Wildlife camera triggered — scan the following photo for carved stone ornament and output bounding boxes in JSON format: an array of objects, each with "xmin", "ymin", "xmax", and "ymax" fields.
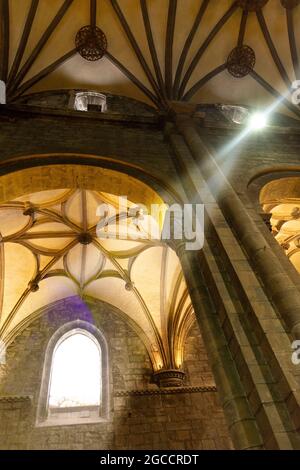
[
  {"xmin": 237, "ymin": 0, "xmax": 269, "ymax": 11},
  {"xmin": 227, "ymin": 45, "xmax": 256, "ymax": 78},
  {"xmin": 75, "ymin": 25, "xmax": 107, "ymax": 61},
  {"xmin": 153, "ymin": 369, "xmax": 185, "ymax": 388}
]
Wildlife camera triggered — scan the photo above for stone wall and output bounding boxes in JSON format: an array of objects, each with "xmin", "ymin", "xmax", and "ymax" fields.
[
  {"xmin": 14, "ymin": 90, "xmax": 157, "ymax": 117},
  {"xmin": 0, "ymin": 297, "xmax": 232, "ymax": 450}
]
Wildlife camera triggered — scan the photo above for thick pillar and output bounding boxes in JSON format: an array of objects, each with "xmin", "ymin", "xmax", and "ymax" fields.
[
  {"xmin": 176, "ymin": 115, "xmax": 300, "ymax": 340},
  {"xmin": 165, "ymin": 116, "xmax": 300, "ymax": 449},
  {"xmin": 173, "ymin": 241, "xmax": 263, "ymax": 450}
]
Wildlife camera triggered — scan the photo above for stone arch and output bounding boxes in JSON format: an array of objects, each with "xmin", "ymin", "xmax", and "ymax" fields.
[
  {"xmin": 247, "ymin": 166, "xmax": 300, "ymax": 213},
  {"xmin": 0, "ymin": 154, "xmax": 182, "ymax": 207},
  {"xmin": 0, "ymin": 159, "xmax": 196, "ymax": 386},
  {"xmin": 3, "ymin": 296, "xmax": 156, "ymax": 372},
  {"xmin": 247, "ymin": 169, "xmax": 300, "ymax": 286}
]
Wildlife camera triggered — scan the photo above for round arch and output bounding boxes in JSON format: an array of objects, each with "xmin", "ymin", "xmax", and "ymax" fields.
[
  {"xmin": 247, "ymin": 169, "xmax": 300, "ymax": 287},
  {"xmin": 247, "ymin": 166, "xmax": 300, "ymax": 213},
  {"xmin": 2, "ymin": 295, "xmax": 159, "ymax": 373},
  {"xmin": 0, "ymin": 154, "xmax": 182, "ymax": 207},
  {"xmin": 0, "ymin": 159, "xmax": 191, "ymax": 376}
]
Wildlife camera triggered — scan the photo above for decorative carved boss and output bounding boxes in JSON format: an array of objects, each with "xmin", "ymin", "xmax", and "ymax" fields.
[
  {"xmin": 227, "ymin": 45, "xmax": 256, "ymax": 78},
  {"xmin": 75, "ymin": 25, "xmax": 107, "ymax": 61},
  {"xmin": 237, "ymin": 0, "xmax": 269, "ymax": 10}
]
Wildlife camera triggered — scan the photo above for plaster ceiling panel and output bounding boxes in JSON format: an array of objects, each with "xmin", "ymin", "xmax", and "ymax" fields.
[
  {"xmin": 17, "ymin": 0, "xmax": 64, "ymax": 70},
  {"xmin": 64, "ymin": 243, "xmax": 84, "ymax": 283},
  {"xmin": 102, "ymin": 220, "xmax": 153, "ymax": 241},
  {"xmin": 163, "ymin": 248, "xmax": 183, "ymax": 316},
  {"xmin": 0, "ymin": 185, "xmax": 194, "ymax": 367},
  {"xmin": 48, "ymin": 257, "xmax": 65, "ymax": 271},
  {"xmin": 65, "ymin": 243, "xmax": 105, "ymax": 285},
  {"xmin": 1, "ymin": 243, "xmax": 36, "ymax": 325},
  {"xmin": 131, "ymin": 245, "xmax": 163, "ymax": 328},
  {"xmin": 134, "ymin": 215, "xmax": 161, "ymax": 241},
  {"xmin": 190, "ymin": 69, "xmax": 291, "ymax": 120},
  {"xmin": 27, "ymin": 222, "xmax": 74, "ymax": 234},
  {"xmin": 0, "ymin": 208, "xmax": 29, "ymax": 237},
  {"xmin": 4, "ymin": 0, "xmax": 300, "ymax": 118},
  {"xmin": 270, "ymin": 203, "xmax": 299, "ymax": 218},
  {"xmin": 16, "ymin": 189, "xmax": 70, "ymax": 205},
  {"xmin": 100, "ymin": 0, "xmax": 153, "ymax": 90},
  {"xmin": 27, "ymin": 54, "xmax": 152, "ymax": 106},
  {"xmin": 138, "ymin": 0, "xmax": 169, "ymax": 77},
  {"xmin": 182, "ymin": 0, "xmax": 233, "ymax": 77},
  {"xmin": 39, "ymin": 255, "xmax": 59, "ymax": 271},
  {"xmin": 11, "ymin": 276, "xmax": 78, "ymax": 331},
  {"xmin": 98, "ymin": 237, "xmax": 147, "ymax": 253},
  {"xmin": 85, "ymin": 192, "xmax": 103, "ymax": 228},
  {"xmin": 264, "ymin": 196, "xmax": 300, "ymax": 277},
  {"xmin": 245, "ymin": 15, "xmax": 288, "ymax": 105},
  {"xmin": 178, "ymin": 290, "xmax": 191, "ymax": 318},
  {"xmin": 109, "ymin": 0, "xmax": 154, "ymax": 77},
  {"xmin": 63, "ymin": 190, "xmax": 83, "ymax": 227},
  {"xmin": 97, "ymin": 192, "xmax": 128, "ymax": 210},
  {"xmin": 98, "ymin": 257, "xmax": 120, "ymax": 274},
  {"xmin": 23, "ymin": 0, "xmax": 88, "ymax": 83},
  {"xmin": 173, "ymin": 277, "xmax": 187, "ymax": 314},
  {"xmin": 277, "ymin": 219, "xmax": 300, "ymax": 235},
  {"xmin": 85, "ymin": 276, "xmax": 154, "ymax": 337},
  {"xmin": 24, "ymin": 237, "xmax": 74, "ymax": 252},
  {"xmin": 84, "ymin": 244, "xmax": 106, "ymax": 281},
  {"xmin": 185, "ymin": 10, "xmax": 238, "ymax": 95},
  {"xmin": 263, "ymin": 0, "xmax": 294, "ymax": 79},
  {"xmin": 8, "ymin": 0, "xmax": 32, "ymax": 69},
  {"xmin": 173, "ymin": 0, "xmax": 204, "ymax": 74},
  {"xmin": 113, "ymin": 257, "xmax": 129, "ymax": 271},
  {"xmin": 294, "ymin": 5, "xmax": 300, "ymax": 60}
]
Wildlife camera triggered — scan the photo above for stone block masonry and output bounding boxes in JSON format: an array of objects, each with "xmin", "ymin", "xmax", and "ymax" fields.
[{"xmin": 0, "ymin": 297, "xmax": 232, "ymax": 450}]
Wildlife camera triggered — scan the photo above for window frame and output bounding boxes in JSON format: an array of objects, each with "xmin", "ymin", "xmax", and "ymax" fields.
[
  {"xmin": 36, "ymin": 320, "xmax": 109, "ymax": 427},
  {"xmin": 69, "ymin": 91, "xmax": 107, "ymax": 112}
]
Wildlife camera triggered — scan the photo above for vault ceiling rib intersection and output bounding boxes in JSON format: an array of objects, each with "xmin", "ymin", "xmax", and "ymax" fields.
[{"xmin": 0, "ymin": 188, "xmax": 194, "ymax": 372}]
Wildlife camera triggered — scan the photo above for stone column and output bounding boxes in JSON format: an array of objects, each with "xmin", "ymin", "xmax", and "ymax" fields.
[
  {"xmin": 165, "ymin": 116, "xmax": 300, "ymax": 449},
  {"xmin": 170, "ymin": 240, "xmax": 263, "ymax": 450},
  {"xmin": 176, "ymin": 115, "xmax": 300, "ymax": 340}
]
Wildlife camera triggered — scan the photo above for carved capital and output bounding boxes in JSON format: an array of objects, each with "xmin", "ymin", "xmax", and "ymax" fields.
[{"xmin": 153, "ymin": 369, "xmax": 185, "ymax": 388}]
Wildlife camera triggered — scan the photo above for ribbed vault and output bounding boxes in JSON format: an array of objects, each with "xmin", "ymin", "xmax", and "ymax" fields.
[
  {"xmin": 261, "ymin": 177, "xmax": 300, "ymax": 274},
  {"xmin": 0, "ymin": 187, "xmax": 194, "ymax": 372},
  {"xmin": 0, "ymin": 0, "xmax": 300, "ymax": 117}
]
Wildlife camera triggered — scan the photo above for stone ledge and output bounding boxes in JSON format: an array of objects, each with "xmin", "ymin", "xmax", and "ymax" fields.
[
  {"xmin": 0, "ymin": 395, "xmax": 32, "ymax": 403},
  {"xmin": 115, "ymin": 386, "xmax": 217, "ymax": 397},
  {"xmin": 0, "ymin": 104, "xmax": 162, "ymax": 127}
]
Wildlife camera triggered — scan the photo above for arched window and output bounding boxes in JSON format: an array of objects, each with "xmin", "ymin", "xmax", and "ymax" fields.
[
  {"xmin": 49, "ymin": 332, "xmax": 101, "ymax": 408},
  {"xmin": 37, "ymin": 321, "xmax": 109, "ymax": 426}
]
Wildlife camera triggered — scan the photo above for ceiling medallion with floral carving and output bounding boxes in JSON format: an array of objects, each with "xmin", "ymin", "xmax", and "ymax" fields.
[
  {"xmin": 227, "ymin": 45, "xmax": 256, "ymax": 78},
  {"xmin": 75, "ymin": 25, "xmax": 107, "ymax": 61},
  {"xmin": 237, "ymin": 0, "xmax": 269, "ymax": 11}
]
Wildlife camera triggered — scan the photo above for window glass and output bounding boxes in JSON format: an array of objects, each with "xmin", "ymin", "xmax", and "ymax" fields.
[{"xmin": 49, "ymin": 332, "xmax": 101, "ymax": 408}]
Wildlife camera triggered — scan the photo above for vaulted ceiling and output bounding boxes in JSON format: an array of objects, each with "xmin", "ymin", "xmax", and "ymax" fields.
[
  {"xmin": 262, "ymin": 177, "xmax": 300, "ymax": 274},
  {"xmin": 1, "ymin": 0, "xmax": 300, "ymax": 117},
  {"xmin": 0, "ymin": 188, "xmax": 193, "ymax": 371}
]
